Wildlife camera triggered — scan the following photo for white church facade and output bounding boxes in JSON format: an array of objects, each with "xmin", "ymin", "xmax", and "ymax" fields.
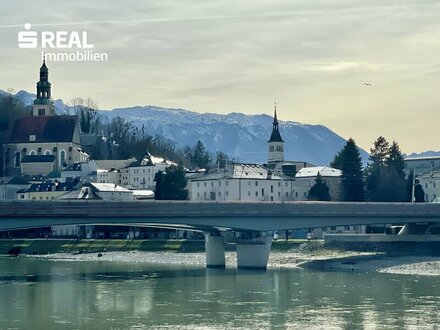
[{"xmin": 4, "ymin": 60, "xmax": 89, "ymax": 177}]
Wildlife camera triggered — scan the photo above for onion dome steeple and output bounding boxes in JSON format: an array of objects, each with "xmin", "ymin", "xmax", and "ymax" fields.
[
  {"xmin": 34, "ymin": 55, "xmax": 52, "ymax": 105},
  {"xmin": 32, "ymin": 55, "xmax": 55, "ymax": 116}
]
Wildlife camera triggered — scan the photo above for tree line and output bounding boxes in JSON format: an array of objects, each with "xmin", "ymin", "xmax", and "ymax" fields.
[
  {"xmin": 0, "ymin": 93, "xmax": 426, "ymax": 202},
  {"xmin": 0, "ymin": 93, "xmax": 31, "ymax": 176},
  {"xmin": 0, "ymin": 93, "xmax": 223, "ymax": 178},
  {"xmin": 308, "ymin": 136, "xmax": 425, "ymax": 202}
]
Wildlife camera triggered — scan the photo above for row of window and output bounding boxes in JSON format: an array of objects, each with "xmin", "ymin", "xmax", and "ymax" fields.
[
  {"xmin": 424, "ymin": 182, "xmax": 437, "ymax": 188},
  {"xmin": 195, "ymin": 190, "xmax": 307, "ymax": 199},
  {"xmin": 23, "ymin": 196, "xmax": 57, "ymax": 200},
  {"xmin": 132, "ymin": 177, "xmax": 151, "ymax": 182},
  {"xmin": 321, "ymin": 226, "xmax": 360, "ymax": 232},
  {"xmin": 196, "ymin": 180, "xmax": 290, "ymax": 188},
  {"xmin": 269, "ymin": 145, "xmax": 284, "ymax": 152},
  {"xmin": 14, "ymin": 150, "xmax": 66, "ymax": 167},
  {"xmin": 38, "ymin": 91, "xmax": 49, "ymax": 98},
  {"xmin": 132, "ymin": 168, "xmax": 152, "ymax": 174}
]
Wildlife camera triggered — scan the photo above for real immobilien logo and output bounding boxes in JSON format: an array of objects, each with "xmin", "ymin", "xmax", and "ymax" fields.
[{"xmin": 18, "ymin": 23, "xmax": 108, "ymax": 62}]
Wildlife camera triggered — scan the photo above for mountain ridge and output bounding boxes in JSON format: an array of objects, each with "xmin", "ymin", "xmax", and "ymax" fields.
[{"xmin": 4, "ymin": 89, "xmax": 369, "ymax": 165}]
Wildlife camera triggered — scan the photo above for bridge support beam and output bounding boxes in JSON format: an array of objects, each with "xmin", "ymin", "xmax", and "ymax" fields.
[
  {"xmin": 236, "ymin": 231, "xmax": 273, "ymax": 269},
  {"xmin": 205, "ymin": 233, "xmax": 225, "ymax": 268}
]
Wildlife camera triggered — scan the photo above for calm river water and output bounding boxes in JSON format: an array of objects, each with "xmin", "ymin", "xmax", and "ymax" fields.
[{"xmin": 1, "ymin": 256, "xmax": 440, "ymax": 329}]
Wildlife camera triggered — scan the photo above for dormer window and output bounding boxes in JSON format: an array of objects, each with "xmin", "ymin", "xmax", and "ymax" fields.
[{"xmin": 29, "ymin": 135, "xmax": 36, "ymax": 141}]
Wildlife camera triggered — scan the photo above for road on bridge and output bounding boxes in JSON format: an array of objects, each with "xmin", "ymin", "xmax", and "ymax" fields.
[{"xmin": 0, "ymin": 200, "xmax": 440, "ymax": 232}]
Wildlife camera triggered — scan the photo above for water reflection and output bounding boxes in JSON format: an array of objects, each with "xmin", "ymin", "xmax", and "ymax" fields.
[{"xmin": 1, "ymin": 257, "xmax": 440, "ymax": 329}]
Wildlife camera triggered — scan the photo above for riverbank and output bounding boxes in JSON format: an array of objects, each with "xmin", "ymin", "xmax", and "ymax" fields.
[
  {"xmin": 0, "ymin": 238, "xmax": 312, "ymax": 255},
  {"xmin": 3, "ymin": 239, "xmax": 440, "ymax": 276},
  {"xmin": 303, "ymin": 254, "xmax": 440, "ymax": 276},
  {"xmin": 28, "ymin": 250, "xmax": 440, "ymax": 276},
  {"xmin": 0, "ymin": 238, "xmax": 209, "ymax": 255}
]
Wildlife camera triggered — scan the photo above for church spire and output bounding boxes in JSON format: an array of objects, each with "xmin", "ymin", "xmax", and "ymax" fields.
[
  {"xmin": 273, "ymin": 102, "xmax": 278, "ymax": 125},
  {"xmin": 35, "ymin": 57, "xmax": 51, "ymax": 102},
  {"xmin": 32, "ymin": 57, "xmax": 55, "ymax": 116},
  {"xmin": 268, "ymin": 102, "xmax": 284, "ymax": 143}
]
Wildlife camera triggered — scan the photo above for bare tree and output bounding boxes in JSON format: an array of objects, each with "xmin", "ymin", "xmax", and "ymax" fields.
[{"xmin": 71, "ymin": 97, "xmax": 99, "ymax": 134}]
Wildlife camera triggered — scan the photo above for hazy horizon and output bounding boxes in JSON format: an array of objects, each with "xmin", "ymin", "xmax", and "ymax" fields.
[{"xmin": 1, "ymin": 0, "xmax": 440, "ymax": 154}]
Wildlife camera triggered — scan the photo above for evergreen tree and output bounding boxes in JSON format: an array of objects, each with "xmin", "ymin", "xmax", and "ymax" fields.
[
  {"xmin": 366, "ymin": 136, "xmax": 390, "ymax": 201},
  {"xmin": 330, "ymin": 149, "xmax": 344, "ymax": 170},
  {"xmin": 414, "ymin": 183, "xmax": 425, "ymax": 203},
  {"xmin": 387, "ymin": 141, "xmax": 405, "ymax": 177},
  {"xmin": 373, "ymin": 166, "xmax": 406, "ymax": 202},
  {"xmin": 154, "ymin": 170, "xmax": 164, "ymax": 200},
  {"xmin": 334, "ymin": 138, "xmax": 365, "ymax": 201},
  {"xmin": 190, "ymin": 140, "xmax": 211, "ymax": 169},
  {"xmin": 387, "ymin": 141, "xmax": 407, "ymax": 201},
  {"xmin": 406, "ymin": 171, "xmax": 426, "ymax": 203},
  {"xmin": 0, "ymin": 93, "xmax": 31, "ymax": 176},
  {"xmin": 161, "ymin": 164, "xmax": 189, "ymax": 200},
  {"xmin": 369, "ymin": 136, "xmax": 390, "ymax": 167},
  {"xmin": 406, "ymin": 170, "xmax": 415, "ymax": 202},
  {"xmin": 307, "ymin": 173, "xmax": 331, "ymax": 201},
  {"xmin": 366, "ymin": 138, "xmax": 407, "ymax": 202}
]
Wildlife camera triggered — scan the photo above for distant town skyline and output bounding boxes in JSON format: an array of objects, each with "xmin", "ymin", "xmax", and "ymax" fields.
[{"xmin": 1, "ymin": 0, "xmax": 440, "ymax": 154}]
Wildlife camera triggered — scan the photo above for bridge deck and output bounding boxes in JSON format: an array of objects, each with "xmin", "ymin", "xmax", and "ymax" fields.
[{"xmin": 0, "ymin": 201, "xmax": 439, "ymax": 232}]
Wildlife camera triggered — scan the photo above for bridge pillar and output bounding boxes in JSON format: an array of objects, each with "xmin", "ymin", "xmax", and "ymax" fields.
[
  {"xmin": 236, "ymin": 231, "xmax": 273, "ymax": 269},
  {"xmin": 205, "ymin": 233, "xmax": 225, "ymax": 268}
]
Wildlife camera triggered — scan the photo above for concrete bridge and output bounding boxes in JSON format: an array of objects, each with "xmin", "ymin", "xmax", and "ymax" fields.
[{"xmin": 1, "ymin": 200, "xmax": 440, "ymax": 269}]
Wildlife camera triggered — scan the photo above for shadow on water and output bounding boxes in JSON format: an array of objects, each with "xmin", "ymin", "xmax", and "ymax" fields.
[{"xmin": 0, "ymin": 257, "xmax": 287, "ymax": 284}]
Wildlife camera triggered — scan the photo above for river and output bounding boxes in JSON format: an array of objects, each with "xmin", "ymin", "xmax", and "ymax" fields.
[{"xmin": 1, "ymin": 256, "xmax": 440, "ymax": 329}]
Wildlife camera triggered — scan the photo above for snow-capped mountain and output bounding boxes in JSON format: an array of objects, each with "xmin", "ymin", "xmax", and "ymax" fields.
[
  {"xmin": 3, "ymin": 90, "xmax": 369, "ymax": 165},
  {"xmin": 405, "ymin": 151, "xmax": 440, "ymax": 158},
  {"xmin": 105, "ymin": 106, "xmax": 363, "ymax": 165}
]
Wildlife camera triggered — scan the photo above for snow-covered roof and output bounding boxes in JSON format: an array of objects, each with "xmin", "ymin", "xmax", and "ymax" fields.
[
  {"xmin": 132, "ymin": 190, "xmax": 155, "ymax": 197},
  {"xmin": 97, "ymin": 169, "xmax": 119, "ymax": 173},
  {"xmin": 190, "ymin": 163, "xmax": 282, "ymax": 181},
  {"xmin": 404, "ymin": 156, "xmax": 440, "ymax": 161},
  {"xmin": 141, "ymin": 152, "xmax": 176, "ymax": 166},
  {"xmin": 231, "ymin": 163, "xmax": 277, "ymax": 179},
  {"xmin": 76, "ymin": 148, "xmax": 90, "ymax": 157},
  {"xmin": 89, "ymin": 183, "xmax": 132, "ymax": 192},
  {"xmin": 295, "ymin": 166, "xmax": 342, "ymax": 178},
  {"xmin": 95, "ymin": 158, "xmax": 136, "ymax": 170}
]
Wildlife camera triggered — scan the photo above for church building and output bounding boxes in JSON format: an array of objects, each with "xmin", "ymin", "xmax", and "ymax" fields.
[
  {"xmin": 4, "ymin": 60, "xmax": 88, "ymax": 176},
  {"xmin": 266, "ymin": 104, "xmax": 313, "ymax": 176},
  {"xmin": 267, "ymin": 104, "xmax": 285, "ymax": 164}
]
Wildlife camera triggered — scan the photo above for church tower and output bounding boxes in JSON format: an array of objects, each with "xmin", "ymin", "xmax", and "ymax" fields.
[
  {"xmin": 32, "ymin": 57, "xmax": 55, "ymax": 116},
  {"xmin": 267, "ymin": 103, "xmax": 285, "ymax": 164}
]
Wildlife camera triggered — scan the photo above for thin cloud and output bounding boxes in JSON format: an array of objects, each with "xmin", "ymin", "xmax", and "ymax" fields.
[{"xmin": 1, "ymin": 2, "xmax": 439, "ymax": 28}]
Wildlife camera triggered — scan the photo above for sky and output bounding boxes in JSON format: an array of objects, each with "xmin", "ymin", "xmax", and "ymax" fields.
[{"xmin": 1, "ymin": 0, "xmax": 440, "ymax": 154}]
